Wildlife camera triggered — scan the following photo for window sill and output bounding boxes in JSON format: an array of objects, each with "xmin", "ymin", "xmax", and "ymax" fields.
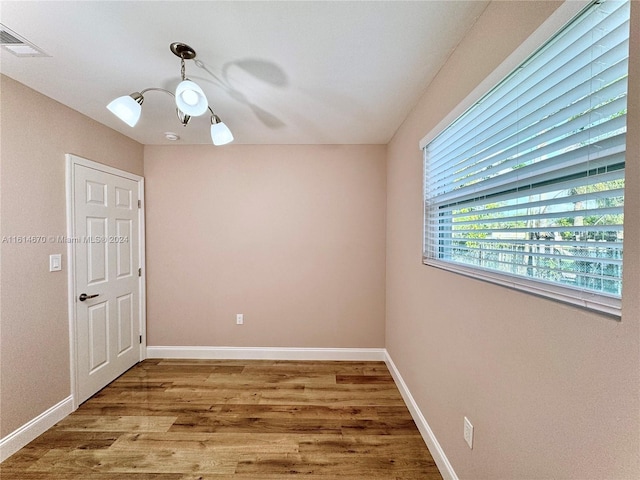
[{"xmin": 423, "ymin": 258, "xmax": 622, "ymax": 319}]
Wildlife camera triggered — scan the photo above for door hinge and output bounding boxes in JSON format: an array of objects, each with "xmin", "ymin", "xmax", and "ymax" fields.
[
  {"xmin": 139, "ymin": 335, "xmax": 142, "ymax": 344},
  {"xmin": 138, "ymin": 200, "xmax": 141, "ymax": 208},
  {"xmin": 138, "ymin": 267, "xmax": 142, "ymax": 277}
]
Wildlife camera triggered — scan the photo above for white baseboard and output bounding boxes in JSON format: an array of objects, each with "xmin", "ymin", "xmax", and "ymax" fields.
[
  {"xmin": 0, "ymin": 395, "xmax": 74, "ymax": 463},
  {"xmin": 384, "ymin": 351, "xmax": 458, "ymax": 480},
  {"xmin": 147, "ymin": 346, "xmax": 386, "ymax": 361}
]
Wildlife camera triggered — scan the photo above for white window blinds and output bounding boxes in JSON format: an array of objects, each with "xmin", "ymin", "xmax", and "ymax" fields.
[{"xmin": 423, "ymin": 0, "xmax": 629, "ymax": 315}]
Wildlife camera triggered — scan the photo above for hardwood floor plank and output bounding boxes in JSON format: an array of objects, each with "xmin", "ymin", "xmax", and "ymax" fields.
[
  {"xmin": 234, "ymin": 452, "xmax": 439, "ymax": 476},
  {"xmin": 0, "ymin": 473, "xmax": 182, "ymax": 480},
  {"xmin": 76, "ymin": 403, "xmax": 222, "ymax": 417},
  {"xmin": 109, "ymin": 432, "xmax": 300, "ymax": 454},
  {"xmin": 26, "ymin": 449, "xmax": 238, "ymax": 474},
  {"xmin": 55, "ymin": 415, "xmax": 177, "ymax": 432},
  {"xmin": 176, "ymin": 476, "xmax": 435, "ymax": 480},
  {"xmin": 12, "ymin": 431, "xmax": 120, "ymax": 450},
  {"xmin": 89, "ymin": 389, "xmax": 264, "ymax": 405},
  {"xmin": 336, "ymin": 374, "xmax": 395, "ymax": 384},
  {"xmin": 241, "ymin": 362, "xmax": 389, "ymax": 376},
  {"xmin": 0, "ymin": 359, "xmax": 442, "ymax": 479},
  {"xmin": 258, "ymin": 387, "xmax": 405, "ymax": 406},
  {"xmin": 205, "ymin": 373, "xmax": 337, "ymax": 385},
  {"xmin": 213, "ymin": 404, "xmax": 381, "ymax": 420},
  {"xmin": 170, "ymin": 415, "xmax": 344, "ymax": 434},
  {"xmin": 298, "ymin": 434, "xmax": 431, "ymax": 456},
  {"xmin": 340, "ymin": 418, "xmax": 423, "ymax": 435}
]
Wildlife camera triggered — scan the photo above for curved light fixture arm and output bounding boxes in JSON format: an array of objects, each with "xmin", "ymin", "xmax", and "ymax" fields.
[
  {"xmin": 137, "ymin": 87, "xmax": 191, "ymax": 126},
  {"xmin": 136, "ymin": 88, "xmax": 224, "ymax": 126},
  {"xmin": 140, "ymin": 87, "xmax": 174, "ymax": 97}
]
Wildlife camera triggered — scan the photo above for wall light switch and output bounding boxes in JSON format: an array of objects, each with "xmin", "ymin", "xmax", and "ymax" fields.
[
  {"xmin": 236, "ymin": 314, "xmax": 244, "ymax": 325},
  {"xmin": 49, "ymin": 254, "xmax": 62, "ymax": 272}
]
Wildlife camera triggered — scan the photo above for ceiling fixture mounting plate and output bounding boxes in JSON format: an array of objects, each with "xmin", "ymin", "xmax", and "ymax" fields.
[{"xmin": 170, "ymin": 42, "xmax": 196, "ymax": 60}]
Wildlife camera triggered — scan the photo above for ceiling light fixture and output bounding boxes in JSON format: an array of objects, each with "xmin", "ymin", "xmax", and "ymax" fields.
[{"xmin": 107, "ymin": 42, "xmax": 233, "ymax": 145}]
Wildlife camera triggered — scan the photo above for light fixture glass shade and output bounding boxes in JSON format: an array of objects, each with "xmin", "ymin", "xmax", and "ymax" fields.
[
  {"xmin": 210, "ymin": 121, "xmax": 234, "ymax": 145},
  {"xmin": 107, "ymin": 94, "xmax": 142, "ymax": 127},
  {"xmin": 175, "ymin": 80, "xmax": 208, "ymax": 116}
]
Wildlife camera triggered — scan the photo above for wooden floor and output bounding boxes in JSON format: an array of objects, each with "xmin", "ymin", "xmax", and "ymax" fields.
[{"xmin": 1, "ymin": 359, "xmax": 442, "ymax": 479}]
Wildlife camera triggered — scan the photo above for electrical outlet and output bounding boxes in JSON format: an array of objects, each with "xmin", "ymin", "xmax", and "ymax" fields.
[
  {"xmin": 236, "ymin": 313, "xmax": 244, "ymax": 325},
  {"xmin": 463, "ymin": 417, "xmax": 474, "ymax": 449}
]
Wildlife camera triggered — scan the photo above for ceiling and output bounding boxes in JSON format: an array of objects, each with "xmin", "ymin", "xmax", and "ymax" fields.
[{"xmin": 0, "ymin": 1, "xmax": 489, "ymax": 145}]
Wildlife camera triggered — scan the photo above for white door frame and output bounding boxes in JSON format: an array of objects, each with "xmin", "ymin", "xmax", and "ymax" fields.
[{"xmin": 65, "ymin": 154, "xmax": 146, "ymax": 410}]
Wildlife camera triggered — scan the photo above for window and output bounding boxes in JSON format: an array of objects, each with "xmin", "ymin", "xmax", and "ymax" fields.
[{"xmin": 423, "ymin": 0, "xmax": 629, "ymax": 315}]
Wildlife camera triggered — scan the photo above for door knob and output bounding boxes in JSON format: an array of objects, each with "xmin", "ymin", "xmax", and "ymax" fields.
[{"xmin": 79, "ymin": 293, "xmax": 99, "ymax": 302}]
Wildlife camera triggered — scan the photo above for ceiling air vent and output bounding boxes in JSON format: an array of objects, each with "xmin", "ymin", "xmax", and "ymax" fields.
[{"xmin": 0, "ymin": 24, "xmax": 49, "ymax": 57}]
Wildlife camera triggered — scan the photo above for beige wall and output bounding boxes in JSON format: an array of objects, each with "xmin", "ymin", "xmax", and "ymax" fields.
[
  {"xmin": 0, "ymin": 75, "xmax": 144, "ymax": 437},
  {"xmin": 144, "ymin": 144, "xmax": 386, "ymax": 348},
  {"xmin": 2, "ymin": 1, "xmax": 639, "ymax": 477},
  {"xmin": 385, "ymin": 1, "xmax": 640, "ymax": 479}
]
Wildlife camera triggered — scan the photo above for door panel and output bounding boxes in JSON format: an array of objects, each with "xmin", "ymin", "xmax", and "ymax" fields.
[
  {"xmin": 88, "ymin": 302, "xmax": 108, "ymax": 372},
  {"xmin": 86, "ymin": 180, "xmax": 107, "ymax": 206},
  {"xmin": 115, "ymin": 186, "xmax": 131, "ymax": 208},
  {"xmin": 117, "ymin": 293, "xmax": 133, "ymax": 355},
  {"xmin": 116, "ymin": 219, "xmax": 132, "ymax": 278},
  {"xmin": 74, "ymin": 164, "xmax": 140, "ymax": 403},
  {"xmin": 87, "ymin": 217, "xmax": 108, "ymax": 284}
]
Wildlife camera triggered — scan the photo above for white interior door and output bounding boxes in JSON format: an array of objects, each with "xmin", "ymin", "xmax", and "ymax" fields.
[{"xmin": 70, "ymin": 158, "xmax": 144, "ymax": 404}]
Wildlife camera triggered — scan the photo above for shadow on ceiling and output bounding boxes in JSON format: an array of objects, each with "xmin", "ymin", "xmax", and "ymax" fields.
[{"xmin": 193, "ymin": 57, "xmax": 287, "ymax": 130}]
